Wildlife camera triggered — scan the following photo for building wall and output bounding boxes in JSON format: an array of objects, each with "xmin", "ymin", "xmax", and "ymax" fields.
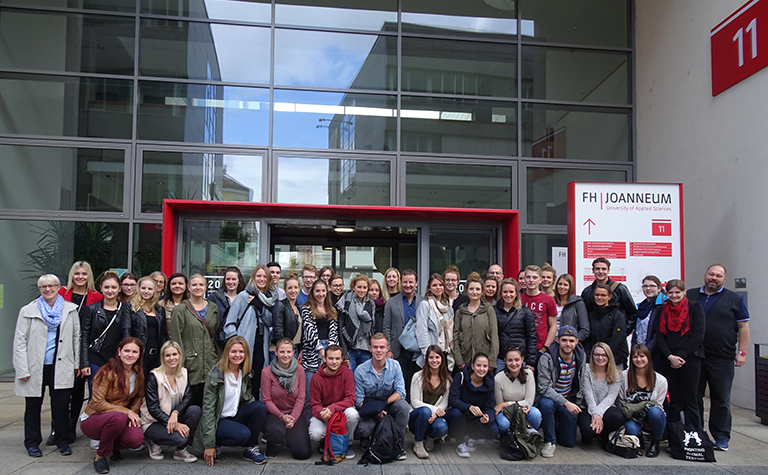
[{"xmin": 635, "ymin": 0, "xmax": 767, "ymax": 409}]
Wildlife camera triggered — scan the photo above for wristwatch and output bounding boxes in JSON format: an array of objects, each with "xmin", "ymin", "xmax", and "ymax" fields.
[{"xmin": 739, "ymin": 351, "xmax": 747, "ymax": 357}]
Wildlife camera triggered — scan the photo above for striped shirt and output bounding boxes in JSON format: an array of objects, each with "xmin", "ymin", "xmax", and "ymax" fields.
[{"xmin": 554, "ymin": 356, "xmax": 576, "ymax": 396}]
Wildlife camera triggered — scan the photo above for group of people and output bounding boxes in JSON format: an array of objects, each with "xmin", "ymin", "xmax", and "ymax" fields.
[{"xmin": 13, "ymin": 258, "xmax": 749, "ymax": 471}]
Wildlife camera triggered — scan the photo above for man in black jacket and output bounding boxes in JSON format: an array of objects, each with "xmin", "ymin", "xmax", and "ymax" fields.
[{"xmin": 688, "ymin": 264, "xmax": 750, "ymax": 451}]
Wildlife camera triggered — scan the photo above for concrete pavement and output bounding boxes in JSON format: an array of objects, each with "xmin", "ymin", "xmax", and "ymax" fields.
[{"xmin": 1, "ymin": 382, "xmax": 767, "ymax": 475}]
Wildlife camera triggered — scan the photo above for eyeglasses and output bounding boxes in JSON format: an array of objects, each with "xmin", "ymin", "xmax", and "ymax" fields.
[
  {"xmin": 38, "ymin": 285, "xmax": 57, "ymax": 290},
  {"xmin": 592, "ymin": 353, "xmax": 608, "ymax": 359},
  {"xmin": 122, "ymin": 283, "xmax": 136, "ymax": 288},
  {"xmin": 641, "ymin": 285, "xmax": 658, "ymax": 289}
]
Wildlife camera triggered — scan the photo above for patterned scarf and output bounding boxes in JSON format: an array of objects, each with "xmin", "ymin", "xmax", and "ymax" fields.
[
  {"xmin": 37, "ymin": 294, "xmax": 64, "ymax": 329},
  {"xmin": 659, "ymin": 297, "xmax": 690, "ymax": 336}
]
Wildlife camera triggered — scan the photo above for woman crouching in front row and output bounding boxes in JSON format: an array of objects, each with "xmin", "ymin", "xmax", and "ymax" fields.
[
  {"xmin": 140, "ymin": 341, "xmax": 200, "ymax": 463},
  {"xmin": 192, "ymin": 336, "xmax": 267, "ymax": 466}
]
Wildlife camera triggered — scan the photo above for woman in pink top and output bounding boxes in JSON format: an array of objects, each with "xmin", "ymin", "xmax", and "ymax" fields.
[{"xmin": 261, "ymin": 338, "xmax": 310, "ymax": 459}]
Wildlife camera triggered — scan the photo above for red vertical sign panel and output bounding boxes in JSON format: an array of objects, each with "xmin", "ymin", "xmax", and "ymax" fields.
[{"xmin": 711, "ymin": 0, "xmax": 768, "ymax": 96}]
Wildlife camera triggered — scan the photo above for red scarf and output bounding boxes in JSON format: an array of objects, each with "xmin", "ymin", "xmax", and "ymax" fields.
[{"xmin": 659, "ymin": 297, "xmax": 690, "ymax": 336}]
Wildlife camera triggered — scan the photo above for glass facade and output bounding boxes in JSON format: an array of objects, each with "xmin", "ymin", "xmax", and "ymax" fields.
[{"xmin": 0, "ymin": 0, "xmax": 633, "ymax": 375}]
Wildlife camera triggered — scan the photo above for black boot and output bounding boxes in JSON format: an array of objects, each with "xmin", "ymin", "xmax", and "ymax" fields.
[
  {"xmin": 45, "ymin": 428, "xmax": 55, "ymax": 446},
  {"xmin": 646, "ymin": 439, "xmax": 661, "ymax": 458}
]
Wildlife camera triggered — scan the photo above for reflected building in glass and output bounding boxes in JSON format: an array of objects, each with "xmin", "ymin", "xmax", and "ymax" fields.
[{"xmin": 0, "ymin": 0, "xmax": 633, "ymax": 376}]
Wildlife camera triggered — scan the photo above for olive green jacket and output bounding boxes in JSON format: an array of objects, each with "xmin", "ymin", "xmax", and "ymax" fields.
[
  {"xmin": 453, "ymin": 300, "xmax": 499, "ymax": 369},
  {"xmin": 170, "ymin": 300, "xmax": 220, "ymax": 386},
  {"xmin": 192, "ymin": 365, "xmax": 255, "ymax": 452}
]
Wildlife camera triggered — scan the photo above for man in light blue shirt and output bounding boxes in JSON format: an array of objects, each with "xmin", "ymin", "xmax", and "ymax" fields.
[{"xmin": 353, "ymin": 333, "xmax": 408, "ymax": 460}]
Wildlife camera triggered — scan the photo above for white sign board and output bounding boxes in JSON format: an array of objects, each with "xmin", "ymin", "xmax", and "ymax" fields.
[{"xmin": 567, "ymin": 182, "xmax": 684, "ymax": 303}]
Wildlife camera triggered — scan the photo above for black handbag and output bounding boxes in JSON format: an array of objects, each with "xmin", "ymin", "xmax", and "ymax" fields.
[{"xmin": 667, "ymin": 420, "xmax": 716, "ymax": 462}]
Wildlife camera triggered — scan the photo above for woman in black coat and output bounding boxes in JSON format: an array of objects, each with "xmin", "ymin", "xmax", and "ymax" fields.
[
  {"xmin": 271, "ymin": 275, "xmax": 302, "ymax": 354},
  {"xmin": 494, "ymin": 278, "xmax": 537, "ymax": 372},
  {"xmin": 656, "ymin": 279, "xmax": 705, "ymax": 429},
  {"xmin": 584, "ymin": 282, "xmax": 628, "ymax": 368}
]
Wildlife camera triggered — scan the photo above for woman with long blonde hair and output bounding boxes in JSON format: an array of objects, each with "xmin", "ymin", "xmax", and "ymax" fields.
[
  {"xmin": 123, "ymin": 276, "xmax": 167, "ymax": 376},
  {"xmin": 577, "ymin": 342, "xmax": 624, "ymax": 445},
  {"xmin": 192, "ymin": 336, "xmax": 267, "ymax": 466},
  {"xmin": 140, "ymin": 341, "xmax": 199, "ymax": 463}
]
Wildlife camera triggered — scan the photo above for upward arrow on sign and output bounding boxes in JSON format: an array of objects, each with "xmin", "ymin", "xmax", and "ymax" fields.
[{"xmin": 583, "ymin": 218, "xmax": 595, "ymax": 235}]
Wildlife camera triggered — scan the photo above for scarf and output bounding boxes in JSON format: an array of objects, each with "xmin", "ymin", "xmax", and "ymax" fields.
[
  {"xmin": 342, "ymin": 294, "xmax": 373, "ymax": 349},
  {"xmin": 372, "ymin": 296, "xmax": 385, "ymax": 307},
  {"xmin": 270, "ymin": 354, "xmax": 298, "ymax": 393},
  {"xmin": 37, "ymin": 295, "xmax": 64, "ymax": 329},
  {"xmin": 428, "ymin": 297, "xmax": 454, "ymax": 369},
  {"xmin": 659, "ymin": 297, "xmax": 690, "ymax": 336},
  {"xmin": 246, "ymin": 281, "xmax": 279, "ymax": 308}
]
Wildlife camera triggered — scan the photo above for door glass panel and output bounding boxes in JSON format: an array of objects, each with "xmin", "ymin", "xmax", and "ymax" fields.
[
  {"xmin": 521, "ymin": 233, "xmax": 567, "ymax": 272},
  {"xmin": 406, "ymin": 162, "xmax": 512, "ymax": 209},
  {"xmin": 430, "ymin": 227, "xmax": 497, "ymax": 279},
  {"xmin": 181, "ymin": 219, "xmax": 261, "ymax": 281}
]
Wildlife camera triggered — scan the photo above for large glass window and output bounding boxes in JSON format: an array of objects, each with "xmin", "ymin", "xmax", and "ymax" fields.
[
  {"xmin": 273, "ymin": 90, "xmax": 396, "ymax": 151},
  {"xmin": 401, "ymin": 96, "xmax": 517, "ymax": 156},
  {"xmin": 141, "ymin": 151, "xmax": 263, "ymax": 213},
  {"xmin": 406, "ymin": 162, "xmax": 512, "ymax": 209},
  {"xmin": 137, "ymin": 81, "xmax": 269, "ymax": 145},
  {"xmin": 526, "ymin": 167, "xmax": 627, "ymax": 225},
  {"xmin": 140, "ymin": 20, "xmax": 270, "ymax": 84},
  {"xmin": 402, "ymin": 0, "xmax": 518, "ymax": 38},
  {"xmin": 0, "ymin": 218, "xmax": 128, "ymax": 376},
  {"xmin": 520, "ymin": 0, "xmax": 630, "ymax": 47},
  {"xmin": 521, "ymin": 233, "xmax": 568, "ymax": 271},
  {"xmin": 522, "ymin": 47, "xmax": 630, "ymax": 104},
  {"xmin": 181, "ymin": 218, "xmax": 260, "ymax": 277},
  {"xmin": 133, "ymin": 221, "xmax": 162, "ymax": 277},
  {"xmin": 0, "ymin": 10, "xmax": 135, "ymax": 75},
  {"xmin": 277, "ymin": 156, "xmax": 390, "ymax": 206},
  {"xmin": 141, "ymin": 0, "xmax": 270, "ymax": 22},
  {"xmin": 430, "ymin": 227, "xmax": 498, "ymax": 279},
  {"xmin": 0, "ymin": 145, "xmax": 124, "ymax": 212},
  {"xmin": 275, "ymin": 0, "xmax": 397, "ymax": 31},
  {"xmin": 4, "ymin": 0, "xmax": 136, "ymax": 12},
  {"xmin": 522, "ymin": 103, "xmax": 630, "ymax": 161},
  {"xmin": 0, "ymin": 73, "xmax": 132, "ymax": 138},
  {"xmin": 274, "ymin": 29, "xmax": 395, "ymax": 90},
  {"xmin": 402, "ymin": 38, "xmax": 517, "ymax": 98}
]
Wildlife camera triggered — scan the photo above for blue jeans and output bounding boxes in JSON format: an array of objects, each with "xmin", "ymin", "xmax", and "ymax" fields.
[
  {"xmin": 624, "ymin": 405, "xmax": 667, "ymax": 441},
  {"xmin": 216, "ymin": 401, "xmax": 266, "ymax": 448},
  {"xmin": 496, "ymin": 406, "xmax": 542, "ymax": 432},
  {"xmin": 348, "ymin": 349, "xmax": 372, "ymax": 374},
  {"xmin": 538, "ymin": 397, "xmax": 578, "ymax": 446},
  {"xmin": 408, "ymin": 406, "xmax": 449, "ymax": 441}
]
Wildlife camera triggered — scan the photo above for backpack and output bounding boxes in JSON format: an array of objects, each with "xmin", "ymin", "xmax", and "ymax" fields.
[
  {"xmin": 358, "ymin": 414, "xmax": 403, "ymax": 465},
  {"xmin": 605, "ymin": 426, "xmax": 641, "ymax": 459},
  {"xmin": 316, "ymin": 411, "xmax": 349, "ymax": 465},
  {"xmin": 667, "ymin": 420, "xmax": 716, "ymax": 462},
  {"xmin": 500, "ymin": 403, "xmax": 543, "ymax": 461}
]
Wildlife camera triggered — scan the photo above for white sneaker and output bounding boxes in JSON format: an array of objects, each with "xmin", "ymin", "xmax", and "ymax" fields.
[
  {"xmin": 90, "ymin": 439, "xmax": 100, "ymax": 450},
  {"xmin": 456, "ymin": 443, "xmax": 470, "ymax": 458},
  {"xmin": 148, "ymin": 441, "xmax": 164, "ymax": 460},
  {"xmin": 541, "ymin": 441, "xmax": 556, "ymax": 458},
  {"xmin": 466, "ymin": 438, "xmax": 485, "ymax": 451},
  {"xmin": 173, "ymin": 448, "xmax": 198, "ymax": 463}
]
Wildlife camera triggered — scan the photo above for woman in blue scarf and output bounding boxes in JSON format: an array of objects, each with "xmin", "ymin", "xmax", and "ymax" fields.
[{"xmin": 13, "ymin": 274, "xmax": 80, "ymax": 457}]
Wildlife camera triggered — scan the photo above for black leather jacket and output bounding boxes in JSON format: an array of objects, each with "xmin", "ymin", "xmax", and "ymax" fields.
[
  {"xmin": 82, "ymin": 301, "xmax": 125, "ymax": 367},
  {"xmin": 144, "ymin": 371, "xmax": 193, "ymax": 425},
  {"xmin": 271, "ymin": 298, "xmax": 301, "ymax": 345},
  {"xmin": 120, "ymin": 303, "xmax": 168, "ymax": 351}
]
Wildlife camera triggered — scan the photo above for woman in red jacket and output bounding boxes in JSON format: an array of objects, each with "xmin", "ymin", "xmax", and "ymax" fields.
[
  {"xmin": 57, "ymin": 261, "xmax": 103, "ymax": 444},
  {"xmin": 261, "ymin": 338, "xmax": 310, "ymax": 459}
]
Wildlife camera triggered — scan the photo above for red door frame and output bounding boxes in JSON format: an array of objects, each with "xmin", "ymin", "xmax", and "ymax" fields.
[{"xmin": 161, "ymin": 200, "xmax": 519, "ymax": 277}]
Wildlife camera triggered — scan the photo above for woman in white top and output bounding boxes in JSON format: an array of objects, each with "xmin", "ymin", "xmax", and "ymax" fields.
[
  {"xmin": 577, "ymin": 342, "xmax": 624, "ymax": 444},
  {"xmin": 619, "ymin": 344, "xmax": 668, "ymax": 457},
  {"xmin": 493, "ymin": 347, "xmax": 540, "ymax": 433},
  {"xmin": 141, "ymin": 341, "xmax": 199, "ymax": 463},
  {"xmin": 409, "ymin": 345, "xmax": 451, "ymax": 459},
  {"xmin": 415, "ymin": 274, "xmax": 454, "ymax": 370},
  {"xmin": 192, "ymin": 336, "xmax": 267, "ymax": 466}
]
